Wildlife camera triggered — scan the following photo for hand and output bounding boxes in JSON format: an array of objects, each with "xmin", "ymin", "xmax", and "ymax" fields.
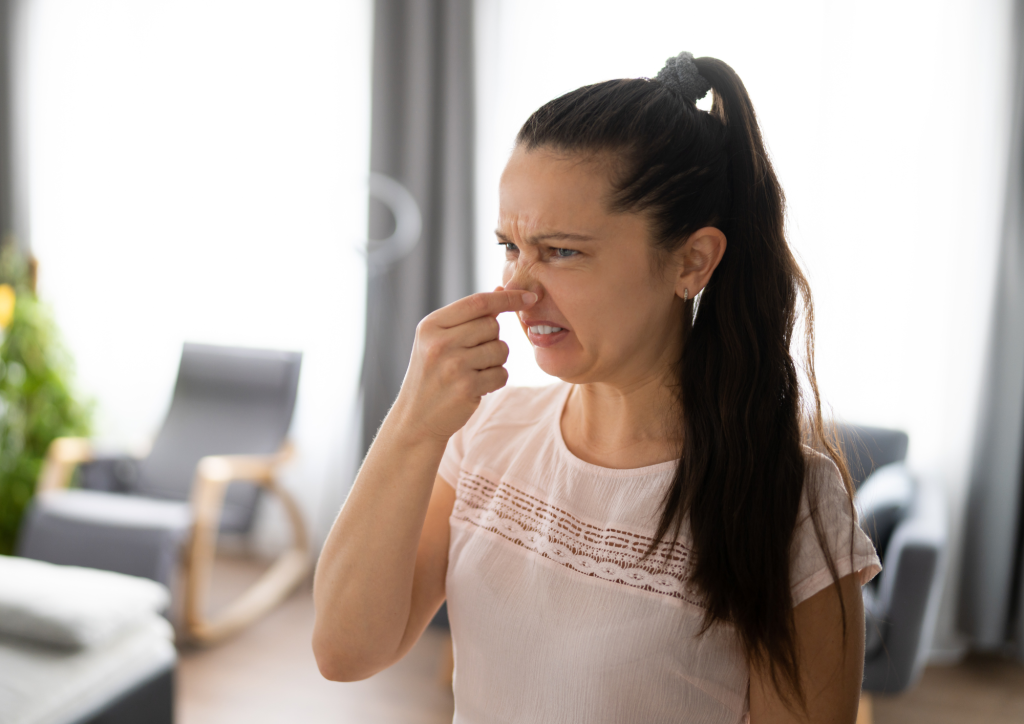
[{"xmin": 391, "ymin": 289, "xmax": 537, "ymax": 442}]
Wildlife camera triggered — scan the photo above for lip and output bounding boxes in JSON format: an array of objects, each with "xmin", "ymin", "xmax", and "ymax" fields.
[{"xmin": 519, "ymin": 317, "xmax": 571, "ymax": 349}]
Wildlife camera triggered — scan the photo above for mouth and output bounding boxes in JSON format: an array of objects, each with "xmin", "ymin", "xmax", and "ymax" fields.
[
  {"xmin": 527, "ymin": 324, "xmax": 565, "ymax": 335},
  {"xmin": 520, "ymin": 316, "xmax": 570, "ymax": 348}
]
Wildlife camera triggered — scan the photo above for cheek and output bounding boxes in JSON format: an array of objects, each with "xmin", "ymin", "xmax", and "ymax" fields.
[
  {"xmin": 544, "ymin": 277, "xmax": 593, "ymax": 328},
  {"xmin": 501, "ymin": 260, "xmax": 514, "ymax": 286},
  {"xmin": 567, "ymin": 268, "xmax": 664, "ymax": 338}
]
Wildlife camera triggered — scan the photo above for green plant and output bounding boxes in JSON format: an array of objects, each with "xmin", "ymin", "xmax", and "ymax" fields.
[{"xmin": 0, "ymin": 242, "xmax": 91, "ymax": 554}]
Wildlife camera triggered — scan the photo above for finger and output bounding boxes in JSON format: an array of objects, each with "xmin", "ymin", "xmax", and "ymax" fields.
[
  {"xmin": 449, "ymin": 315, "xmax": 501, "ymax": 348},
  {"xmin": 433, "ymin": 290, "xmax": 537, "ymax": 329},
  {"xmin": 473, "ymin": 365, "xmax": 510, "ymax": 396},
  {"xmin": 464, "ymin": 339, "xmax": 509, "ymax": 371}
]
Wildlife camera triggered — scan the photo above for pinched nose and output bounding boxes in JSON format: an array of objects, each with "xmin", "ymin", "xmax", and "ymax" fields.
[{"xmin": 502, "ymin": 260, "xmax": 543, "ymax": 302}]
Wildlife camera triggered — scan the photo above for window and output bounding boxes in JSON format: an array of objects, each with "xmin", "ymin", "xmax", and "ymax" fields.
[{"xmin": 23, "ymin": 0, "xmax": 372, "ymax": 547}]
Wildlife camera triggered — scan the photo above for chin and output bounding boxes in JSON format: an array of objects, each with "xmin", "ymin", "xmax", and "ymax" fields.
[{"xmin": 533, "ymin": 348, "xmax": 588, "ymax": 384}]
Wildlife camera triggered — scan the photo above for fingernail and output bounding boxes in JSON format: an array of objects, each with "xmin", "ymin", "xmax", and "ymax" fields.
[{"xmin": 523, "ymin": 292, "xmax": 538, "ymax": 304}]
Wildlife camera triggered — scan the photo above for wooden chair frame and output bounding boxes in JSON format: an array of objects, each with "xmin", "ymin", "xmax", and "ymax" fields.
[{"xmin": 37, "ymin": 436, "xmax": 311, "ymax": 644}]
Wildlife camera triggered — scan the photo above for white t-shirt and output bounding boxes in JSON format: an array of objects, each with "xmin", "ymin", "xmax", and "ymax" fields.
[{"xmin": 438, "ymin": 382, "xmax": 881, "ymax": 724}]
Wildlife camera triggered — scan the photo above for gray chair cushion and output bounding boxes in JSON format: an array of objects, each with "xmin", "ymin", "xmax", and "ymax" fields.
[
  {"xmin": 16, "ymin": 491, "xmax": 191, "ymax": 590},
  {"xmin": 862, "ymin": 479, "xmax": 946, "ymax": 694},
  {"xmin": 79, "ymin": 456, "xmax": 257, "ymax": 533},
  {"xmin": 834, "ymin": 424, "xmax": 910, "ymax": 490},
  {"xmin": 862, "ymin": 585, "xmax": 885, "ymax": 657},
  {"xmin": 856, "ymin": 466, "xmax": 912, "ymax": 660},
  {"xmin": 856, "ymin": 462, "xmax": 914, "ymax": 561},
  {"xmin": 78, "ymin": 456, "xmax": 140, "ymax": 494},
  {"xmin": 133, "ymin": 343, "xmax": 301, "ymax": 535}
]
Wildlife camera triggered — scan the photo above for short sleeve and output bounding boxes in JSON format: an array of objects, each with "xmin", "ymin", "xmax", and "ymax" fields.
[
  {"xmin": 437, "ymin": 387, "xmax": 509, "ymax": 488},
  {"xmin": 790, "ymin": 450, "xmax": 882, "ymax": 607}
]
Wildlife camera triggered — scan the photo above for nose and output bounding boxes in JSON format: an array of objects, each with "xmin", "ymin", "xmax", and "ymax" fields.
[{"xmin": 502, "ymin": 256, "xmax": 543, "ymax": 300}]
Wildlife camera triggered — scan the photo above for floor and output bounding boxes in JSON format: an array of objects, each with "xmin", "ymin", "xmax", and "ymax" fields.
[
  {"xmin": 175, "ymin": 555, "xmax": 454, "ymax": 724},
  {"xmin": 177, "ymin": 555, "xmax": 1024, "ymax": 724},
  {"xmin": 873, "ymin": 653, "xmax": 1024, "ymax": 724}
]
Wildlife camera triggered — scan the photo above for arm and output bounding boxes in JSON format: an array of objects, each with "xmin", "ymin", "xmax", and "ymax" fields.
[
  {"xmin": 750, "ymin": 573, "xmax": 865, "ymax": 723},
  {"xmin": 312, "ymin": 289, "xmax": 536, "ymax": 682}
]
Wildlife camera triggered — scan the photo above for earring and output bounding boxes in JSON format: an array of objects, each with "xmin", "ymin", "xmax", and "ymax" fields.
[{"xmin": 683, "ymin": 288, "xmax": 689, "ymax": 303}]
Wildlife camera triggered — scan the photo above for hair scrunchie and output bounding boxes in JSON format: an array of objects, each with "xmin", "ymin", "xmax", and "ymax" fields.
[{"xmin": 655, "ymin": 51, "xmax": 711, "ymax": 103}]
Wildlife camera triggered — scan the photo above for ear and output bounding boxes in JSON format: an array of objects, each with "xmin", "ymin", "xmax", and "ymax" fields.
[{"xmin": 673, "ymin": 226, "xmax": 727, "ymax": 301}]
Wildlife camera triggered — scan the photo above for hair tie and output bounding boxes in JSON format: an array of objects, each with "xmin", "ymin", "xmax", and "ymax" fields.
[{"xmin": 655, "ymin": 51, "xmax": 711, "ymax": 104}]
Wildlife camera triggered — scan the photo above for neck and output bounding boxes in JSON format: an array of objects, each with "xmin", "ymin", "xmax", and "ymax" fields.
[{"xmin": 560, "ymin": 371, "xmax": 681, "ymax": 470}]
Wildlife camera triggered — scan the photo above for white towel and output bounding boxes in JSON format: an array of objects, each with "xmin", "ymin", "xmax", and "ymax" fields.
[{"xmin": 0, "ymin": 555, "xmax": 170, "ymax": 649}]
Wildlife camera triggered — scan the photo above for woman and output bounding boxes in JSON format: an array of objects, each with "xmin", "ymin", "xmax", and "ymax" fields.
[{"xmin": 313, "ymin": 52, "xmax": 881, "ymax": 723}]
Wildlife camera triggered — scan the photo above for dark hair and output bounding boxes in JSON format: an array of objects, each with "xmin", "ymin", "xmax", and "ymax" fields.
[{"xmin": 516, "ymin": 57, "xmax": 853, "ymax": 708}]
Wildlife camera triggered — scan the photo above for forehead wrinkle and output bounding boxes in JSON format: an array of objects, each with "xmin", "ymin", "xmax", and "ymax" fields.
[{"xmin": 499, "ymin": 213, "xmax": 546, "ymax": 243}]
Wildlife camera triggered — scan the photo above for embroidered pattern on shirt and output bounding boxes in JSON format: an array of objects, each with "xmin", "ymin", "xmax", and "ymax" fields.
[{"xmin": 452, "ymin": 470, "xmax": 705, "ymax": 606}]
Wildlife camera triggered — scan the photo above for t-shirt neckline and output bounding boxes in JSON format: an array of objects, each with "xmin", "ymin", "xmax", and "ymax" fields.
[{"xmin": 551, "ymin": 382, "xmax": 681, "ymax": 476}]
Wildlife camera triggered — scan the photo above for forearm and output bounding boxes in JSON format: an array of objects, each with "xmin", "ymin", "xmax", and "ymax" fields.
[
  {"xmin": 312, "ymin": 406, "xmax": 447, "ymax": 680},
  {"xmin": 311, "ymin": 288, "xmax": 533, "ymax": 681}
]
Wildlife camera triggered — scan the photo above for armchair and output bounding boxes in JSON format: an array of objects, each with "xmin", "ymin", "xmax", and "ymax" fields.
[
  {"xmin": 836, "ymin": 424, "xmax": 948, "ymax": 700},
  {"xmin": 16, "ymin": 343, "xmax": 309, "ymax": 644}
]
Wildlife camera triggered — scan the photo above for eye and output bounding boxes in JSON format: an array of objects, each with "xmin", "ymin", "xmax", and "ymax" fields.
[
  {"xmin": 499, "ymin": 241, "xmax": 519, "ymax": 253},
  {"xmin": 554, "ymin": 247, "xmax": 579, "ymax": 258}
]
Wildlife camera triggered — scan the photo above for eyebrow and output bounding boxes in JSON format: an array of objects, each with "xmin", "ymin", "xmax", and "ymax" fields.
[{"xmin": 494, "ymin": 230, "xmax": 596, "ymax": 245}]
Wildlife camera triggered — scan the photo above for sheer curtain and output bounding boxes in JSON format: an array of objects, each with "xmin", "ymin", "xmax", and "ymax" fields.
[
  {"xmin": 474, "ymin": 0, "xmax": 1016, "ymax": 660},
  {"xmin": 22, "ymin": 0, "xmax": 372, "ymax": 550}
]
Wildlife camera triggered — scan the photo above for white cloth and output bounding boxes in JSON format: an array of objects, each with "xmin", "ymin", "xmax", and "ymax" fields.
[
  {"xmin": 0, "ymin": 555, "xmax": 170, "ymax": 648},
  {"xmin": 439, "ymin": 383, "xmax": 881, "ymax": 724}
]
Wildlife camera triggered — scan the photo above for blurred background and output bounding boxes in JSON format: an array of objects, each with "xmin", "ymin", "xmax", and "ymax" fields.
[{"xmin": 0, "ymin": 1, "xmax": 1022, "ymax": 723}]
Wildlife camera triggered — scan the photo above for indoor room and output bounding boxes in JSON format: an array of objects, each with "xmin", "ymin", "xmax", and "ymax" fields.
[{"xmin": 1, "ymin": 1, "xmax": 1023, "ymax": 723}]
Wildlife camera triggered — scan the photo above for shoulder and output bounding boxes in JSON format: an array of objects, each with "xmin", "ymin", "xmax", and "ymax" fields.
[
  {"xmin": 463, "ymin": 382, "xmax": 568, "ymax": 437},
  {"xmin": 798, "ymin": 446, "xmax": 856, "ymax": 524},
  {"xmin": 790, "ymin": 445, "xmax": 881, "ymax": 605}
]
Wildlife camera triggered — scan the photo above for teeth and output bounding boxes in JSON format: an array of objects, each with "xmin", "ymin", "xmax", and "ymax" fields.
[{"xmin": 529, "ymin": 325, "xmax": 564, "ymax": 335}]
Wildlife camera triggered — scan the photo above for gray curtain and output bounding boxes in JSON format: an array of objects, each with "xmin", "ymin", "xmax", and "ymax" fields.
[
  {"xmin": 958, "ymin": 0, "xmax": 1024, "ymax": 659},
  {"xmin": 360, "ymin": 0, "xmax": 476, "ymax": 453},
  {"xmin": 0, "ymin": 0, "xmax": 26, "ymax": 253},
  {"xmin": 0, "ymin": 0, "xmax": 15, "ymax": 246}
]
